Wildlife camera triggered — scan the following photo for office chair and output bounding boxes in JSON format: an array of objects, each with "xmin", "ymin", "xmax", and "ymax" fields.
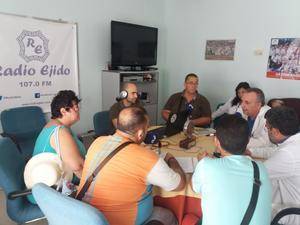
[
  {"xmin": 271, "ymin": 207, "xmax": 300, "ymax": 225},
  {"xmin": 1, "ymin": 106, "xmax": 46, "ymax": 160},
  {"xmin": 32, "ymin": 183, "xmax": 109, "ymax": 225},
  {"xmin": 212, "ymin": 103, "xmax": 225, "ymax": 129},
  {"xmin": 93, "ymin": 111, "xmax": 111, "ymax": 137},
  {"xmin": 0, "ymin": 137, "xmax": 44, "ymax": 224}
]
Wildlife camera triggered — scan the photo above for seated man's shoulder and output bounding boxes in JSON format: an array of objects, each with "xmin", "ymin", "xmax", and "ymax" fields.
[
  {"xmin": 130, "ymin": 143, "xmax": 156, "ymax": 154},
  {"xmin": 87, "ymin": 136, "xmax": 110, "ymax": 153},
  {"xmin": 109, "ymin": 102, "xmax": 123, "ymax": 119},
  {"xmin": 110, "ymin": 101, "xmax": 121, "ymax": 111},
  {"xmin": 196, "ymin": 93, "xmax": 210, "ymax": 102},
  {"xmin": 195, "ymin": 157, "xmax": 216, "ymax": 171},
  {"xmin": 169, "ymin": 92, "xmax": 182, "ymax": 99},
  {"xmin": 260, "ymin": 105, "xmax": 271, "ymax": 113},
  {"xmin": 127, "ymin": 144, "xmax": 159, "ymax": 159},
  {"xmin": 256, "ymin": 161, "xmax": 269, "ymax": 177}
]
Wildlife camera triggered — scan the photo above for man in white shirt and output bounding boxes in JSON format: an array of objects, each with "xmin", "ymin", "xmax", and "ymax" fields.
[
  {"xmin": 241, "ymin": 88, "xmax": 272, "ymax": 148},
  {"xmin": 248, "ymin": 106, "xmax": 300, "ymax": 225}
]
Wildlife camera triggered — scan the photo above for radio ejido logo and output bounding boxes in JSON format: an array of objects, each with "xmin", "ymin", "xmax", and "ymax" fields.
[{"xmin": 17, "ymin": 30, "xmax": 49, "ymax": 63}]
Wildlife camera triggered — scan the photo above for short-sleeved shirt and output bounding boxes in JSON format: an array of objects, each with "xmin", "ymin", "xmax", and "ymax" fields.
[
  {"xmin": 192, "ymin": 155, "xmax": 272, "ymax": 225},
  {"xmin": 163, "ymin": 92, "xmax": 211, "ymax": 120},
  {"xmin": 78, "ymin": 134, "xmax": 180, "ymax": 225}
]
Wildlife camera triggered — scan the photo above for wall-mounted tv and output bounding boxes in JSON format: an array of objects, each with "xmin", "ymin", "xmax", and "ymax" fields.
[{"xmin": 111, "ymin": 21, "xmax": 158, "ymax": 68}]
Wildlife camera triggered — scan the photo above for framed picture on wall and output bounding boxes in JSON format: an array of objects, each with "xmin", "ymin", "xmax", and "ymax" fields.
[
  {"xmin": 266, "ymin": 38, "xmax": 300, "ymax": 80},
  {"xmin": 205, "ymin": 39, "xmax": 236, "ymax": 60}
]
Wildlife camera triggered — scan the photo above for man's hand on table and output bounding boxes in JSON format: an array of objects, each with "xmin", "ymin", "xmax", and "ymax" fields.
[
  {"xmin": 164, "ymin": 152, "xmax": 175, "ymax": 164},
  {"xmin": 163, "ymin": 153, "xmax": 186, "ymax": 191},
  {"xmin": 197, "ymin": 151, "xmax": 210, "ymax": 161}
]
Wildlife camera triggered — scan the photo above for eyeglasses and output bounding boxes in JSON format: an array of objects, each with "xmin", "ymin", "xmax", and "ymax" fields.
[
  {"xmin": 186, "ymin": 82, "xmax": 199, "ymax": 86},
  {"xmin": 66, "ymin": 103, "xmax": 79, "ymax": 112}
]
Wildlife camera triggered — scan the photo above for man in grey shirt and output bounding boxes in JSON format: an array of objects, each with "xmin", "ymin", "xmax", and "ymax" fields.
[{"xmin": 109, "ymin": 82, "xmax": 144, "ymax": 131}]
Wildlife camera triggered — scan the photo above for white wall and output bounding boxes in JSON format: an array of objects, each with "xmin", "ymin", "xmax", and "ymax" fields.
[
  {"xmin": 0, "ymin": 0, "xmax": 167, "ymax": 133},
  {"xmin": 2, "ymin": 0, "xmax": 300, "ymax": 133},
  {"xmin": 163, "ymin": 0, "xmax": 300, "ymax": 111}
]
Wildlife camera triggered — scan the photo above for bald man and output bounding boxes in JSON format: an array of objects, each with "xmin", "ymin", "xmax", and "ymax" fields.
[
  {"xmin": 79, "ymin": 107, "xmax": 186, "ymax": 225},
  {"xmin": 109, "ymin": 83, "xmax": 144, "ymax": 129}
]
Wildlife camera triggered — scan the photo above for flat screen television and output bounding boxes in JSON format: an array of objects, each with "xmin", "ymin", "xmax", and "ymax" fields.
[{"xmin": 111, "ymin": 21, "xmax": 158, "ymax": 68}]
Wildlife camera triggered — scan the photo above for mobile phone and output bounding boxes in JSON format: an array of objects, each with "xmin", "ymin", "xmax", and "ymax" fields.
[{"xmin": 213, "ymin": 152, "xmax": 221, "ymax": 158}]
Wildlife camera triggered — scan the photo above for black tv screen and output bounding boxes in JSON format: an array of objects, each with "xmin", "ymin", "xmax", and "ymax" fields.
[{"xmin": 111, "ymin": 21, "xmax": 158, "ymax": 67}]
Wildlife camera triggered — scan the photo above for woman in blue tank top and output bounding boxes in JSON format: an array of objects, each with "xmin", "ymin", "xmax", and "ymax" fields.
[{"xmin": 28, "ymin": 90, "xmax": 86, "ymax": 204}]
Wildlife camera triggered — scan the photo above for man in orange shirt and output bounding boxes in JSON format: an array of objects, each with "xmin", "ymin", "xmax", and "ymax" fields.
[{"xmin": 79, "ymin": 106, "xmax": 186, "ymax": 225}]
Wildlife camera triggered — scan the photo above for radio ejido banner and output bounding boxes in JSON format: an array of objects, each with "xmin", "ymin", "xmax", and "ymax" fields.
[{"xmin": 0, "ymin": 13, "xmax": 79, "ymax": 112}]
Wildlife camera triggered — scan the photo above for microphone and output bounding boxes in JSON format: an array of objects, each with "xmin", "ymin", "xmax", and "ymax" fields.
[
  {"xmin": 186, "ymin": 103, "xmax": 194, "ymax": 115},
  {"xmin": 116, "ymin": 90, "xmax": 128, "ymax": 102},
  {"xmin": 144, "ymin": 132, "xmax": 158, "ymax": 144}
]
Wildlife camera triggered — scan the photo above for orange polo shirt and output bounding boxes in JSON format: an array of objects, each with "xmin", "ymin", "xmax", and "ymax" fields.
[{"xmin": 78, "ymin": 134, "xmax": 159, "ymax": 225}]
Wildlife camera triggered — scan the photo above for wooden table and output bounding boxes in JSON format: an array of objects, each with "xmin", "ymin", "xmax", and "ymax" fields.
[
  {"xmin": 149, "ymin": 131, "xmax": 215, "ymax": 225},
  {"xmin": 148, "ymin": 129, "xmax": 265, "ymax": 224},
  {"xmin": 157, "ymin": 131, "xmax": 215, "ymax": 157}
]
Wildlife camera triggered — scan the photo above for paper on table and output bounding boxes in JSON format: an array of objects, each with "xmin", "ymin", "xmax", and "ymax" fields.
[
  {"xmin": 159, "ymin": 153, "xmax": 198, "ymax": 173},
  {"xmin": 194, "ymin": 128, "xmax": 216, "ymax": 136},
  {"xmin": 175, "ymin": 157, "xmax": 198, "ymax": 173}
]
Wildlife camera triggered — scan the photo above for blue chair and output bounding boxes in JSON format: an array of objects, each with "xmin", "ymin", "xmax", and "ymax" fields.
[
  {"xmin": 1, "ymin": 106, "xmax": 46, "ymax": 160},
  {"xmin": 212, "ymin": 102, "xmax": 225, "ymax": 129},
  {"xmin": 32, "ymin": 183, "xmax": 109, "ymax": 225},
  {"xmin": 93, "ymin": 111, "xmax": 111, "ymax": 137},
  {"xmin": 0, "ymin": 137, "xmax": 44, "ymax": 224},
  {"xmin": 271, "ymin": 207, "xmax": 300, "ymax": 225}
]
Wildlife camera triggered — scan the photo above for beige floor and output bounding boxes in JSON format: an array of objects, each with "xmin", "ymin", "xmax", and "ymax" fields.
[{"xmin": 0, "ymin": 189, "xmax": 47, "ymax": 225}]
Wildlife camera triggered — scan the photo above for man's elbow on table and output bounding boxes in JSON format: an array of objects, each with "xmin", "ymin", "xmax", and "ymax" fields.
[
  {"xmin": 173, "ymin": 175, "xmax": 186, "ymax": 191},
  {"xmin": 166, "ymin": 157, "xmax": 186, "ymax": 192}
]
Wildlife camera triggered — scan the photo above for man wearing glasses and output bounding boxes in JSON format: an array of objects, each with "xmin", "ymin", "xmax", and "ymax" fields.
[
  {"xmin": 241, "ymin": 88, "xmax": 272, "ymax": 148},
  {"xmin": 162, "ymin": 73, "xmax": 211, "ymax": 127},
  {"xmin": 247, "ymin": 106, "xmax": 300, "ymax": 225}
]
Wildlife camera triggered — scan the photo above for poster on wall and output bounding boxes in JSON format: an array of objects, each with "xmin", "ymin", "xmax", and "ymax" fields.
[
  {"xmin": 267, "ymin": 38, "xmax": 300, "ymax": 80},
  {"xmin": 205, "ymin": 40, "xmax": 236, "ymax": 60},
  {"xmin": 0, "ymin": 13, "xmax": 79, "ymax": 113}
]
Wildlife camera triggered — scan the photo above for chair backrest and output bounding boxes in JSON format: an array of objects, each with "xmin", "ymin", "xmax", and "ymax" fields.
[
  {"xmin": 93, "ymin": 111, "xmax": 111, "ymax": 136},
  {"xmin": 267, "ymin": 98, "xmax": 300, "ymax": 123},
  {"xmin": 32, "ymin": 183, "xmax": 109, "ymax": 225},
  {"xmin": 281, "ymin": 98, "xmax": 300, "ymax": 121},
  {"xmin": 213, "ymin": 102, "xmax": 225, "ymax": 129},
  {"xmin": 1, "ymin": 106, "xmax": 46, "ymax": 159},
  {"xmin": 0, "ymin": 137, "xmax": 44, "ymax": 223},
  {"xmin": 271, "ymin": 207, "xmax": 300, "ymax": 225}
]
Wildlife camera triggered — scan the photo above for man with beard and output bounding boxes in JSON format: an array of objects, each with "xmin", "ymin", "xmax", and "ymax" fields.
[
  {"xmin": 78, "ymin": 107, "xmax": 186, "ymax": 225},
  {"xmin": 248, "ymin": 106, "xmax": 300, "ymax": 225},
  {"xmin": 109, "ymin": 82, "xmax": 144, "ymax": 131}
]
